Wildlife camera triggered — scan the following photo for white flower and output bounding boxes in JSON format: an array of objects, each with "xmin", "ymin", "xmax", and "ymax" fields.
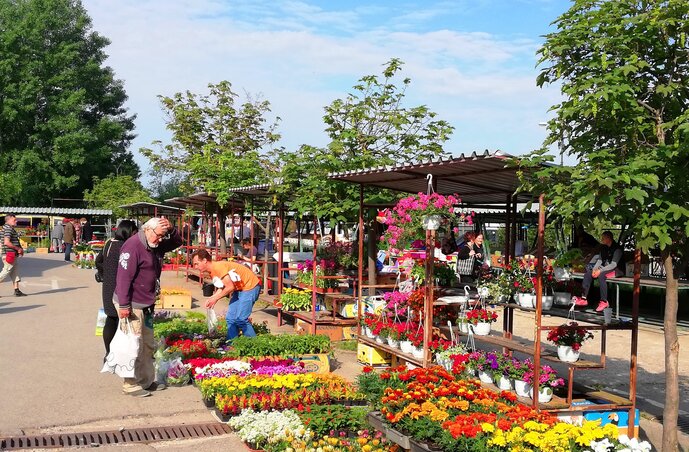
[
  {"xmin": 618, "ymin": 435, "xmax": 652, "ymax": 452},
  {"xmin": 228, "ymin": 409, "xmax": 309, "ymax": 446}
]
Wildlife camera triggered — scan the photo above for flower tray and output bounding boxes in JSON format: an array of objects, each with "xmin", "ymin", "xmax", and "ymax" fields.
[
  {"xmin": 332, "ymin": 399, "xmax": 368, "ymax": 407},
  {"xmin": 385, "ymin": 425, "xmax": 411, "ymax": 449},
  {"xmin": 212, "ymin": 408, "xmax": 233, "ymax": 423},
  {"xmin": 367, "ymin": 411, "xmax": 386, "ymax": 433},
  {"xmin": 202, "ymin": 396, "xmax": 215, "ymax": 409},
  {"xmin": 409, "ymin": 438, "xmax": 444, "ymax": 452}
]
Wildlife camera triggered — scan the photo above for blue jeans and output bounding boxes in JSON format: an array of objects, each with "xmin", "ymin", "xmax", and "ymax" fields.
[
  {"xmin": 226, "ymin": 285, "xmax": 261, "ymax": 341},
  {"xmin": 64, "ymin": 242, "xmax": 72, "ymax": 261}
]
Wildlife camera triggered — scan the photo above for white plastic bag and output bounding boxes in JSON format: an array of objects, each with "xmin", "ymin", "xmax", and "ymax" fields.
[
  {"xmin": 100, "ymin": 318, "xmax": 140, "ymax": 378},
  {"xmin": 95, "ymin": 308, "xmax": 107, "ymax": 336},
  {"xmin": 207, "ymin": 308, "xmax": 218, "ymax": 335}
]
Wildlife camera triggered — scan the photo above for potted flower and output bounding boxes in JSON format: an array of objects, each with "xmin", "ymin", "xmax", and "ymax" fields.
[
  {"xmin": 507, "ymin": 357, "xmax": 533, "ymax": 397},
  {"xmin": 513, "ymin": 271, "xmax": 536, "ymax": 307},
  {"xmin": 407, "ymin": 328, "xmax": 425, "ymax": 359},
  {"xmin": 486, "ymin": 352, "xmax": 512, "ymax": 390},
  {"xmin": 547, "ymin": 322, "xmax": 594, "ymax": 362},
  {"xmin": 464, "ymin": 308, "xmax": 498, "ymax": 336},
  {"xmin": 361, "ymin": 313, "xmax": 377, "ymax": 338},
  {"xmin": 524, "ymin": 365, "xmax": 565, "ymax": 403},
  {"xmin": 398, "ymin": 323, "xmax": 414, "ymax": 354},
  {"xmin": 385, "ymin": 323, "xmax": 401, "ymax": 349}
]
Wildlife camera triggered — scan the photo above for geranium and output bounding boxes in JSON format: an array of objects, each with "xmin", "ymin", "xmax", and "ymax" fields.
[
  {"xmin": 380, "ymin": 192, "xmax": 467, "ymax": 252},
  {"xmin": 546, "ymin": 321, "xmax": 594, "ymax": 350},
  {"xmin": 523, "ymin": 364, "xmax": 565, "ymax": 388},
  {"xmin": 382, "ymin": 290, "xmax": 411, "ymax": 315},
  {"xmin": 464, "ymin": 308, "xmax": 498, "ymax": 325},
  {"xmin": 166, "ymin": 339, "xmax": 210, "ymax": 359}
]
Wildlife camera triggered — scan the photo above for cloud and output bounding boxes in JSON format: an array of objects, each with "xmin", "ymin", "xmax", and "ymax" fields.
[{"xmin": 82, "ymin": 0, "xmax": 562, "ymax": 176}]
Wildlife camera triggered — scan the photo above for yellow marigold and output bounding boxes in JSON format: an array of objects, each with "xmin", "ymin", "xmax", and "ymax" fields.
[
  {"xmin": 489, "ymin": 430, "xmax": 507, "ymax": 447},
  {"xmin": 481, "ymin": 422, "xmax": 495, "ymax": 433}
]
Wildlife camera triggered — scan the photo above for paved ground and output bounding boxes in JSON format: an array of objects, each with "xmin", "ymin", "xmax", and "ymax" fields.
[{"xmin": 0, "ymin": 253, "xmax": 686, "ymax": 451}]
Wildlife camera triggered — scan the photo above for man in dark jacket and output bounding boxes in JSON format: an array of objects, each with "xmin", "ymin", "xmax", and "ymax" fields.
[
  {"xmin": 80, "ymin": 218, "xmax": 93, "ymax": 243},
  {"xmin": 114, "ymin": 217, "xmax": 182, "ymax": 397}
]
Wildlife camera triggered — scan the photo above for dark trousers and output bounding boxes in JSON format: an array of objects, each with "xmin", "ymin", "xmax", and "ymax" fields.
[
  {"xmin": 582, "ymin": 267, "xmax": 624, "ymax": 301},
  {"xmin": 102, "ymin": 315, "xmax": 118, "ymax": 359},
  {"xmin": 64, "ymin": 242, "xmax": 72, "ymax": 261}
]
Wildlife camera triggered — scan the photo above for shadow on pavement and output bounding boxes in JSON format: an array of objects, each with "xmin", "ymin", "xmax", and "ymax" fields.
[
  {"xmin": 26, "ymin": 287, "xmax": 87, "ymax": 296},
  {"xmin": 0, "ymin": 304, "xmax": 44, "ymax": 314},
  {"xmin": 0, "ymin": 302, "xmax": 12, "ymax": 308}
]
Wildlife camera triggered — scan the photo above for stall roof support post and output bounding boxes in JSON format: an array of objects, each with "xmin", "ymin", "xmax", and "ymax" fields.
[{"xmin": 629, "ymin": 248, "xmax": 641, "ymax": 437}]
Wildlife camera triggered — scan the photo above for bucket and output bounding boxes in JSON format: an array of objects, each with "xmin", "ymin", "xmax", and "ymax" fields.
[{"xmin": 202, "ymin": 283, "xmax": 215, "ymax": 297}]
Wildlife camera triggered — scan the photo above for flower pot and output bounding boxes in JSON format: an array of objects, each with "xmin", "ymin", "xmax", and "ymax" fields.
[
  {"xmin": 471, "ymin": 321, "xmax": 491, "ymax": 336},
  {"xmin": 387, "ymin": 337, "xmax": 400, "ymax": 348},
  {"xmin": 514, "ymin": 380, "xmax": 531, "ymax": 397},
  {"xmin": 202, "ymin": 396, "xmax": 215, "ymax": 408},
  {"xmin": 400, "ymin": 340, "xmax": 414, "ymax": 354},
  {"xmin": 530, "ymin": 386, "xmax": 553, "ymax": 403},
  {"xmin": 542, "ymin": 295, "xmax": 554, "ymax": 310},
  {"xmin": 496, "ymin": 375, "xmax": 512, "ymax": 391},
  {"xmin": 375, "ymin": 336, "xmax": 385, "ymax": 344},
  {"xmin": 553, "ymin": 291, "xmax": 572, "ymax": 306},
  {"xmin": 364, "ymin": 327, "xmax": 375, "ymax": 339},
  {"xmin": 458, "ymin": 321, "xmax": 469, "ymax": 334},
  {"xmin": 478, "ymin": 370, "xmax": 493, "ymax": 384},
  {"xmin": 517, "ymin": 293, "xmax": 535, "ymax": 308},
  {"xmin": 557, "ymin": 345, "xmax": 580, "ymax": 362},
  {"xmin": 412, "ymin": 346, "xmax": 425, "ymax": 359},
  {"xmin": 422, "ymin": 214, "xmax": 442, "ymax": 231}
]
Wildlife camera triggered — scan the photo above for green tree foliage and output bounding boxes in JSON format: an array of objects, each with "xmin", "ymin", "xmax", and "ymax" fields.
[
  {"xmin": 141, "ymin": 81, "xmax": 281, "ymax": 207},
  {"xmin": 83, "ymin": 175, "xmax": 154, "ymax": 219},
  {"xmin": 148, "ymin": 167, "xmax": 185, "ymax": 203},
  {"xmin": 519, "ymin": 2, "xmax": 689, "ymax": 449},
  {"xmin": 0, "ymin": 0, "xmax": 138, "ymax": 206},
  {"xmin": 276, "ymin": 59, "xmax": 454, "ymax": 221}
]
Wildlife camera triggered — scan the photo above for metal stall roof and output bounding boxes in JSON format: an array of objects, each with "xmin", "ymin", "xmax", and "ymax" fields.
[
  {"xmin": 328, "ymin": 150, "xmax": 536, "ymax": 205},
  {"xmin": 0, "ymin": 207, "xmax": 113, "ymax": 216},
  {"xmin": 118, "ymin": 202, "xmax": 187, "ymax": 218}
]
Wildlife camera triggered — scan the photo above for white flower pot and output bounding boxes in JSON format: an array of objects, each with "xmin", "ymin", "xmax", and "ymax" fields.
[
  {"xmin": 458, "ymin": 321, "xmax": 469, "ymax": 334},
  {"xmin": 553, "ymin": 291, "xmax": 572, "ymax": 306},
  {"xmin": 530, "ymin": 386, "xmax": 553, "ymax": 403},
  {"xmin": 364, "ymin": 327, "xmax": 375, "ymax": 339},
  {"xmin": 412, "ymin": 346, "xmax": 425, "ymax": 359},
  {"xmin": 400, "ymin": 340, "xmax": 414, "ymax": 354},
  {"xmin": 557, "ymin": 345, "xmax": 580, "ymax": 363},
  {"xmin": 496, "ymin": 375, "xmax": 512, "ymax": 391},
  {"xmin": 387, "ymin": 337, "xmax": 400, "ymax": 349},
  {"xmin": 517, "ymin": 293, "xmax": 535, "ymax": 308},
  {"xmin": 542, "ymin": 295, "xmax": 554, "ymax": 311},
  {"xmin": 478, "ymin": 370, "xmax": 493, "ymax": 384},
  {"xmin": 471, "ymin": 321, "xmax": 491, "ymax": 336},
  {"xmin": 514, "ymin": 379, "xmax": 531, "ymax": 397},
  {"xmin": 375, "ymin": 336, "xmax": 385, "ymax": 344}
]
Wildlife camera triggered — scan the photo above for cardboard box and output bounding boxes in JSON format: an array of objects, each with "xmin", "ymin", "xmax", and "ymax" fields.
[
  {"xmin": 294, "ymin": 320, "xmax": 345, "ymax": 342},
  {"xmin": 357, "ymin": 342, "xmax": 391, "ymax": 366},
  {"xmin": 161, "ymin": 293, "xmax": 192, "ymax": 309},
  {"xmin": 35, "ymin": 247, "xmax": 49, "ymax": 254}
]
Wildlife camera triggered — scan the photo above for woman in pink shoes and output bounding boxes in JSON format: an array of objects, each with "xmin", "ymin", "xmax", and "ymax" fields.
[{"xmin": 571, "ymin": 231, "xmax": 625, "ymax": 311}]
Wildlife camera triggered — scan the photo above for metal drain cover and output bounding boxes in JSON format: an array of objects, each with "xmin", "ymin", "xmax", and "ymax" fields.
[{"xmin": 0, "ymin": 422, "xmax": 231, "ymax": 450}]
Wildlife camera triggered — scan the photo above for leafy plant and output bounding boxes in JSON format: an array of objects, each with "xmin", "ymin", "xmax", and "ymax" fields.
[
  {"xmin": 297, "ymin": 405, "xmax": 367, "ymax": 437},
  {"xmin": 228, "ymin": 334, "xmax": 331, "ymax": 357}
]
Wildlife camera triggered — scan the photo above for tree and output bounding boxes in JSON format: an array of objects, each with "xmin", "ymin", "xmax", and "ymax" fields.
[
  {"xmin": 141, "ymin": 81, "xmax": 280, "ymax": 207},
  {"xmin": 148, "ymin": 167, "xmax": 185, "ymax": 203},
  {"xmin": 0, "ymin": 0, "xmax": 139, "ymax": 206},
  {"xmin": 276, "ymin": 59, "xmax": 454, "ymax": 222},
  {"xmin": 83, "ymin": 175, "xmax": 154, "ymax": 219},
  {"xmin": 519, "ymin": 2, "xmax": 689, "ymax": 449}
]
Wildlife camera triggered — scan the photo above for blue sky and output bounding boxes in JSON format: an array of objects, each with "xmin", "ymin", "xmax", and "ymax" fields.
[{"xmin": 82, "ymin": 0, "xmax": 572, "ymax": 179}]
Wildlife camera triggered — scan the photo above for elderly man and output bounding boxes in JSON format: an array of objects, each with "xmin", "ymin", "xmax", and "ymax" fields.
[{"xmin": 114, "ymin": 217, "xmax": 182, "ymax": 397}]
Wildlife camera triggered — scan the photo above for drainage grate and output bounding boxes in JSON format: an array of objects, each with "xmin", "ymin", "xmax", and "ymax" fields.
[{"xmin": 0, "ymin": 422, "xmax": 231, "ymax": 450}]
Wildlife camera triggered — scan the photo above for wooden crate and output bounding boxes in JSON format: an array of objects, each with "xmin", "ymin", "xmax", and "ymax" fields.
[{"xmin": 161, "ymin": 293, "xmax": 192, "ymax": 309}]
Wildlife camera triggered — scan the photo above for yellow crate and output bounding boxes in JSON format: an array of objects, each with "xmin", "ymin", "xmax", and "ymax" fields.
[
  {"xmin": 357, "ymin": 342, "xmax": 391, "ymax": 366},
  {"xmin": 161, "ymin": 294, "xmax": 192, "ymax": 309},
  {"xmin": 35, "ymin": 247, "xmax": 49, "ymax": 254}
]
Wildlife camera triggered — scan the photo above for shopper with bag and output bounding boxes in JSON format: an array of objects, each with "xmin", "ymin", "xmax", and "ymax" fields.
[
  {"xmin": 95, "ymin": 220, "xmax": 138, "ymax": 360},
  {"xmin": 191, "ymin": 249, "xmax": 261, "ymax": 342},
  {"xmin": 0, "ymin": 214, "xmax": 27, "ymax": 296},
  {"xmin": 113, "ymin": 217, "xmax": 182, "ymax": 397},
  {"xmin": 456, "ymin": 231, "xmax": 484, "ymax": 279}
]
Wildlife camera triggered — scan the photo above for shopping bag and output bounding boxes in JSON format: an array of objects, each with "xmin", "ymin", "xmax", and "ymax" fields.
[
  {"xmin": 207, "ymin": 308, "xmax": 218, "ymax": 335},
  {"xmin": 5, "ymin": 251, "xmax": 16, "ymax": 264},
  {"xmin": 456, "ymin": 256, "xmax": 475, "ymax": 276},
  {"xmin": 100, "ymin": 318, "xmax": 139, "ymax": 378},
  {"xmin": 94, "ymin": 308, "xmax": 107, "ymax": 336}
]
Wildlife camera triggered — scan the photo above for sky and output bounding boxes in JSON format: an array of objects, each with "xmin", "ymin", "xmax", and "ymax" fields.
[{"xmin": 82, "ymin": 0, "xmax": 572, "ymax": 180}]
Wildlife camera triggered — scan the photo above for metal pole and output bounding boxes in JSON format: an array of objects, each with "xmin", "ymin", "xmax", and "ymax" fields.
[
  {"xmin": 357, "ymin": 185, "xmax": 364, "ymax": 337},
  {"xmin": 250, "ymin": 199, "xmax": 255, "ymax": 261},
  {"xmin": 311, "ymin": 215, "xmax": 318, "ymax": 335},
  {"xmin": 629, "ymin": 248, "xmax": 641, "ymax": 437},
  {"xmin": 423, "ymin": 228, "xmax": 436, "ymax": 368},
  {"xmin": 277, "ymin": 205, "xmax": 284, "ymax": 327},
  {"xmin": 504, "ymin": 194, "xmax": 512, "ymax": 264},
  {"xmin": 533, "ymin": 193, "xmax": 545, "ymax": 408}
]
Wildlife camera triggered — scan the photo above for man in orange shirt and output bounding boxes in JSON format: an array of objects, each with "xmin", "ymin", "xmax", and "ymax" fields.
[{"xmin": 191, "ymin": 249, "xmax": 261, "ymax": 341}]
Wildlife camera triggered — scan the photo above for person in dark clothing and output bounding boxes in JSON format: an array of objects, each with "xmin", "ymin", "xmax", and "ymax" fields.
[
  {"xmin": 456, "ymin": 231, "xmax": 485, "ymax": 277},
  {"xmin": 80, "ymin": 218, "xmax": 93, "ymax": 243},
  {"xmin": 95, "ymin": 220, "xmax": 138, "ymax": 360},
  {"xmin": 572, "ymin": 230, "xmax": 625, "ymax": 312}
]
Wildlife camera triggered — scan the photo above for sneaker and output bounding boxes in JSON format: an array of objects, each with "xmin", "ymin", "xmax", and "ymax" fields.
[
  {"xmin": 145, "ymin": 382, "xmax": 166, "ymax": 391},
  {"xmin": 123, "ymin": 389, "xmax": 151, "ymax": 397},
  {"xmin": 14, "ymin": 289, "xmax": 27, "ymax": 297},
  {"xmin": 596, "ymin": 300, "xmax": 609, "ymax": 312},
  {"xmin": 571, "ymin": 296, "xmax": 588, "ymax": 306}
]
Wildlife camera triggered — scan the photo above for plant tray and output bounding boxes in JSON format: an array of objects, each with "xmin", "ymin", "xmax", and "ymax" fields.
[
  {"xmin": 409, "ymin": 438, "xmax": 443, "ymax": 452},
  {"xmin": 385, "ymin": 425, "xmax": 411, "ymax": 449},
  {"xmin": 212, "ymin": 408, "xmax": 232, "ymax": 423},
  {"xmin": 367, "ymin": 411, "xmax": 386, "ymax": 433},
  {"xmin": 161, "ymin": 293, "xmax": 192, "ymax": 310}
]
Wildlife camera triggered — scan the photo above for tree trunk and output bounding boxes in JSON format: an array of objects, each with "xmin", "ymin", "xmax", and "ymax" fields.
[
  {"xmin": 662, "ymin": 250, "xmax": 679, "ymax": 451},
  {"xmin": 217, "ymin": 209, "xmax": 227, "ymax": 255}
]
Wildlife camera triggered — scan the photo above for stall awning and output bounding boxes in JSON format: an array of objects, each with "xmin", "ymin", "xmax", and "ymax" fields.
[
  {"xmin": 118, "ymin": 202, "xmax": 186, "ymax": 217},
  {"xmin": 165, "ymin": 192, "xmax": 244, "ymax": 211},
  {"xmin": 0, "ymin": 207, "xmax": 112, "ymax": 216},
  {"xmin": 328, "ymin": 150, "xmax": 537, "ymax": 205}
]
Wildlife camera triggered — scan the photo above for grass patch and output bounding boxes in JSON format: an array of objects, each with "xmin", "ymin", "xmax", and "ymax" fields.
[{"xmin": 335, "ymin": 339, "xmax": 358, "ymax": 351}]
